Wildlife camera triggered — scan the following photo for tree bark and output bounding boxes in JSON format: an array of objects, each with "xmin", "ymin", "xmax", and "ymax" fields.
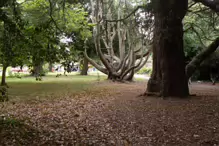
[
  {"xmin": 1, "ymin": 65, "xmax": 7, "ymax": 86},
  {"xmin": 186, "ymin": 37, "xmax": 219, "ymax": 78},
  {"xmin": 32, "ymin": 64, "xmax": 43, "ymax": 77},
  {"xmin": 147, "ymin": 0, "xmax": 189, "ymax": 97},
  {"xmin": 87, "ymin": 0, "xmax": 151, "ymax": 82},
  {"xmin": 80, "ymin": 57, "xmax": 89, "ymax": 75},
  {"xmin": 49, "ymin": 62, "xmax": 53, "ymax": 72},
  {"xmin": 124, "ymin": 71, "xmax": 135, "ymax": 81}
]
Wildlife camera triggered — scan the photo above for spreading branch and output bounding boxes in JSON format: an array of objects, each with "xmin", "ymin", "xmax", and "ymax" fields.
[
  {"xmin": 186, "ymin": 37, "xmax": 219, "ymax": 78},
  {"xmin": 193, "ymin": 0, "xmax": 219, "ymax": 12}
]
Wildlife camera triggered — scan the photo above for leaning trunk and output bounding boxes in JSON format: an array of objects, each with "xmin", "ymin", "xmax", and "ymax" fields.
[
  {"xmin": 80, "ymin": 57, "xmax": 89, "ymax": 75},
  {"xmin": 124, "ymin": 71, "xmax": 135, "ymax": 81},
  {"xmin": 186, "ymin": 37, "xmax": 219, "ymax": 78},
  {"xmin": 1, "ymin": 65, "xmax": 7, "ymax": 86},
  {"xmin": 147, "ymin": 0, "xmax": 189, "ymax": 97}
]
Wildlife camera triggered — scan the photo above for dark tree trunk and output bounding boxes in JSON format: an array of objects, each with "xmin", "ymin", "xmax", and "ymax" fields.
[
  {"xmin": 1, "ymin": 65, "xmax": 7, "ymax": 86},
  {"xmin": 32, "ymin": 64, "xmax": 43, "ymax": 76},
  {"xmin": 107, "ymin": 72, "xmax": 114, "ymax": 80},
  {"xmin": 147, "ymin": 0, "xmax": 189, "ymax": 97},
  {"xmin": 80, "ymin": 57, "xmax": 89, "ymax": 75},
  {"xmin": 107, "ymin": 72, "xmax": 118, "ymax": 82}
]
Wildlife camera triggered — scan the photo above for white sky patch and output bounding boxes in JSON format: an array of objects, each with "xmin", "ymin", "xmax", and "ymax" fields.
[
  {"xmin": 60, "ymin": 36, "xmax": 73, "ymax": 44},
  {"xmin": 17, "ymin": 0, "xmax": 25, "ymax": 3}
]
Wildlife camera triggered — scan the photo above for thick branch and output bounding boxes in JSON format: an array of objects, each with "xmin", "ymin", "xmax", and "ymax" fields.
[
  {"xmin": 94, "ymin": 1, "xmax": 114, "ymax": 73},
  {"xmin": 135, "ymin": 53, "xmax": 151, "ymax": 72},
  {"xmin": 48, "ymin": 0, "xmax": 62, "ymax": 32},
  {"xmin": 136, "ymin": 49, "xmax": 152, "ymax": 59},
  {"xmin": 106, "ymin": 5, "xmax": 146, "ymax": 22},
  {"xmin": 186, "ymin": 37, "xmax": 219, "ymax": 78},
  {"xmin": 84, "ymin": 50, "xmax": 108, "ymax": 74},
  {"xmin": 121, "ymin": 50, "xmax": 145, "ymax": 80},
  {"xmin": 193, "ymin": 0, "xmax": 219, "ymax": 12}
]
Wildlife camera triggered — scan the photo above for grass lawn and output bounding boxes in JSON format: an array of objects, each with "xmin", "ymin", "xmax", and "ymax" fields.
[{"xmin": 6, "ymin": 74, "xmax": 107, "ymax": 102}]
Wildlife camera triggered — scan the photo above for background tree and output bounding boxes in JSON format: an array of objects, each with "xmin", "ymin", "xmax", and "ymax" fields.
[
  {"xmin": 85, "ymin": 0, "xmax": 152, "ymax": 81},
  {"xmin": 184, "ymin": 0, "xmax": 219, "ymax": 80},
  {"xmin": 0, "ymin": 0, "xmax": 28, "ymax": 85},
  {"xmin": 21, "ymin": 0, "xmax": 91, "ymax": 78}
]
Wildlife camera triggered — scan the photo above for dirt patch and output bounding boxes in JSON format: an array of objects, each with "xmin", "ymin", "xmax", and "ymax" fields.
[{"xmin": 1, "ymin": 81, "xmax": 219, "ymax": 145}]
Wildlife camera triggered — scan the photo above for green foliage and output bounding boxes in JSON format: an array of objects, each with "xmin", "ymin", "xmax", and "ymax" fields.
[
  {"xmin": 184, "ymin": 2, "xmax": 219, "ymax": 60},
  {"xmin": 20, "ymin": 0, "xmax": 92, "ymax": 70},
  {"xmin": 137, "ymin": 67, "xmax": 152, "ymax": 75},
  {"xmin": 0, "ymin": 116, "xmax": 22, "ymax": 127},
  {"xmin": 7, "ymin": 72, "xmax": 23, "ymax": 79},
  {"xmin": 184, "ymin": 33, "xmax": 201, "ymax": 59},
  {"xmin": 0, "ymin": 85, "xmax": 8, "ymax": 102}
]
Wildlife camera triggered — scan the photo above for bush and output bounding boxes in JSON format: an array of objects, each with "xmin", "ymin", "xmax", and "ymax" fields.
[
  {"xmin": 0, "ymin": 86, "xmax": 8, "ymax": 102},
  {"xmin": 0, "ymin": 116, "xmax": 22, "ymax": 127},
  {"xmin": 8, "ymin": 70, "xmax": 13, "ymax": 77},
  {"xmin": 39, "ymin": 70, "xmax": 48, "ymax": 76},
  {"xmin": 137, "ymin": 67, "xmax": 152, "ymax": 75},
  {"xmin": 7, "ymin": 71, "xmax": 24, "ymax": 79}
]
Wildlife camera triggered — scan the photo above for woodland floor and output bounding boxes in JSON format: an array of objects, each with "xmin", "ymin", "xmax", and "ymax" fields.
[{"xmin": 1, "ymin": 79, "xmax": 219, "ymax": 146}]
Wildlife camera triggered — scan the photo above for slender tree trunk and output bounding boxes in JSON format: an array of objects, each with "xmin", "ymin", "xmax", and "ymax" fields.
[
  {"xmin": 49, "ymin": 62, "xmax": 53, "ymax": 72},
  {"xmin": 80, "ymin": 57, "xmax": 89, "ymax": 75},
  {"xmin": 1, "ymin": 65, "xmax": 7, "ymax": 86},
  {"xmin": 147, "ymin": 0, "xmax": 189, "ymax": 97}
]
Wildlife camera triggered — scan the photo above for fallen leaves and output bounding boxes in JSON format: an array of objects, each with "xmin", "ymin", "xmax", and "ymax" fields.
[{"xmin": 0, "ymin": 82, "xmax": 219, "ymax": 145}]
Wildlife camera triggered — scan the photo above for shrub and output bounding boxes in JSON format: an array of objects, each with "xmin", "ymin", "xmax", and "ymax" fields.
[
  {"xmin": 7, "ymin": 71, "xmax": 24, "ymax": 79},
  {"xmin": 0, "ymin": 86, "xmax": 8, "ymax": 102},
  {"xmin": 0, "ymin": 116, "xmax": 22, "ymax": 127},
  {"xmin": 137, "ymin": 67, "xmax": 152, "ymax": 75}
]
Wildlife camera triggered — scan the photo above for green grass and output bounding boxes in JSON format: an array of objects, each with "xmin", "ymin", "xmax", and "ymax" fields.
[
  {"xmin": 0, "ymin": 116, "xmax": 40, "ymax": 145},
  {"xmin": 6, "ymin": 74, "xmax": 107, "ymax": 102}
]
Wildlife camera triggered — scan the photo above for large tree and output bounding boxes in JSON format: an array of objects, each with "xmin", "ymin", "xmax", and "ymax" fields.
[
  {"xmin": 21, "ymin": 0, "xmax": 91, "ymax": 78},
  {"xmin": 146, "ymin": 0, "xmax": 189, "ymax": 97},
  {"xmin": 146, "ymin": 0, "xmax": 219, "ymax": 97},
  {"xmin": 85, "ymin": 0, "xmax": 152, "ymax": 81}
]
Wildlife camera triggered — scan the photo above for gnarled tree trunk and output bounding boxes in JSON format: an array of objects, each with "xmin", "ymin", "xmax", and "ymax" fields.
[
  {"xmin": 85, "ymin": 0, "xmax": 152, "ymax": 82},
  {"xmin": 147, "ymin": 0, "xmax": 189, "ymax": 97}
]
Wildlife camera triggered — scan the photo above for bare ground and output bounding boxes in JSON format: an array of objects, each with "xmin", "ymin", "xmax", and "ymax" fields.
[{"xmin": 1, "ymin": 81, "xmax": 219, "ymax": 146}]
